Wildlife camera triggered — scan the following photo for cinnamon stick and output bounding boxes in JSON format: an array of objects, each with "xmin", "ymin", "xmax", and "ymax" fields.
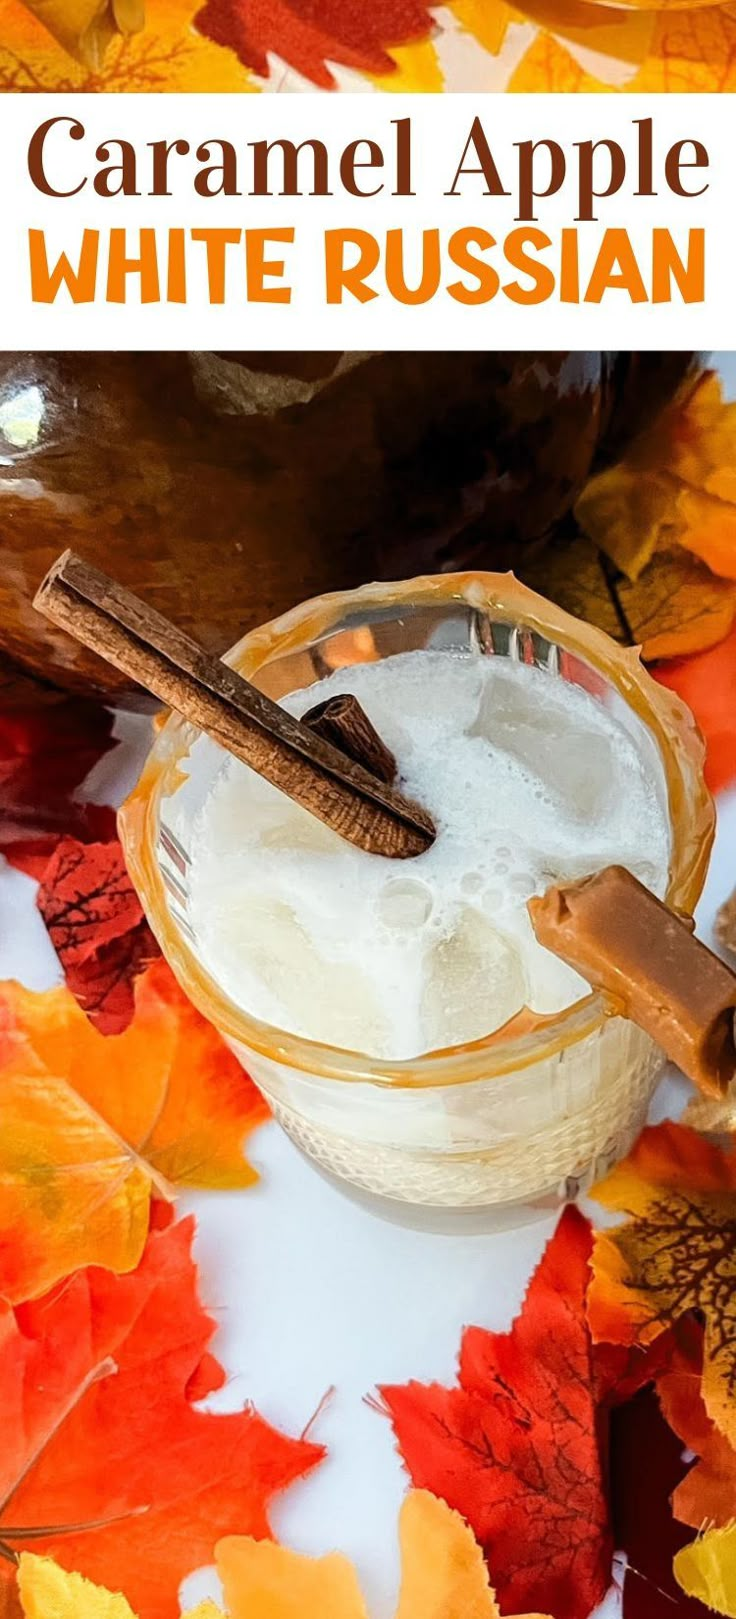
[
  {"xmin": 529, "ymin": 865, "xmax": 736, "ymax": 1098},
  {"xmin": 34, "ymin": 551, "xmax": 435, "ymax": 861},
  {"xmin": 303, "ymin": 694, "xmax": 396, "ymax": 785}
]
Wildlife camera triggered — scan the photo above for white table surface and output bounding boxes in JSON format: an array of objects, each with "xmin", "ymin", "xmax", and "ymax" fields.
[{"xmin": 2, "ymin": 351, "xmax": 735, "ymax": 1617}]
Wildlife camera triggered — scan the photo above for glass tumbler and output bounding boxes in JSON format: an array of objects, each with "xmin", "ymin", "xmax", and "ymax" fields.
[{"xmin": 119, "ymin": 574, "xmax": 714, "ymax": 1228}]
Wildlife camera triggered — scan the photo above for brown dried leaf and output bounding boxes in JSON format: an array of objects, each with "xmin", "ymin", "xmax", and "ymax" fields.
[{"xmin": 521, "ymin": 532, "xmax": 736, "ymax": 661}]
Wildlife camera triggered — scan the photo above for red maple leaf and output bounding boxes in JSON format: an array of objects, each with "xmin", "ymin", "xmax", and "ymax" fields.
[
  {"xmin": 380, "ymin": 1206, "xmax": 612, "ymax": 1619},
  {"xmin": 0, "ymin": 1212, "xmax": 323, "ymax": 1619},
  {"xmin": 36, "ymin": 838, "xmax": 160, "ymax": 1035},
  {"xmin": 194, "ymin": 0, "xmax": 436, "ymax": 89},
  {"xmin": 0, "ymin": 690, "xmax": 115, "ymax": 879}
]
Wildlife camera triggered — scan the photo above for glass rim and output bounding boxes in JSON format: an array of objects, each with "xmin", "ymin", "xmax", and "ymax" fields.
[{"xmin": 119, "ymin": 571, "xmax": 715, "ymax": 1090}]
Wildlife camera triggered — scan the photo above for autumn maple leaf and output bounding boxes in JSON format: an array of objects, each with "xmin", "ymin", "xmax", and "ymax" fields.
[
  {"xmin": 674, "ymin": 1522, "xmax": 736, "ymax": 1612},
  {"xmin": 0, "ymin": 0, "xmax": 256, "ymax": 89},
  {"xmin": 589, "ymin": 1121, "xmax": 736, "ymax": 1446},
  {"xmin": 380, "ymin": 1206, "xmax": 612, "ymax": 1619},
  {"xmin": 0, "ymin": 959, "xmax": 268, "ymax": 1303},
  {"xmin": 16, "ymin": 1489, "xmax": 553, "ymax": 1619},
  {"xmin": 36, "ymin": 837, "xmax": 160, "ymax": 1034},
  {"xmin": 499, "ymin": 0, "xmax": 736, "ymax": 95},
  {"xmin": 193, "ymin": 0, "xmax": 437, "ymax": 88},
  {"xmin": 521, "ymin": 528, "xmax": 736, "ymax": 663},
  {"xmin": 0, "ymin": 1213, "xmax": 323, "ymax": 1619},
  {"xmin": 575, "ymin": 372, "xmax": 736, "ymax": 587},
  {"xmin": 0, "ymin": 683, "xmax": 115, "ymax": 878}
]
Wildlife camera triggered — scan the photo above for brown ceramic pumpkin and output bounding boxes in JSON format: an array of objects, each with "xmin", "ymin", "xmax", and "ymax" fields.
[{"xmin": 0, "ymin": 350, "xmax": 696, "ymax": 705}]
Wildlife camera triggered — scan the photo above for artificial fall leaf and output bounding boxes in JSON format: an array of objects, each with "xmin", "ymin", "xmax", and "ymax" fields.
[
  {"xmin": 498, "ymin": 0, "xmax": 736, "ymax": 95},
  {"xmin": 0, "ymin": 688, "xmax": 115, "ymax": 878},
  {"xmin": 575, "ymin": 373, "xmax": 736, "ymax": 584},
  {"xmin": 380, "ymin": 1206, "xmax": 612, "ymax": 1619},
  {"xmin": 508, "ymin": 29, "xmax": 614, "ymax": 91},
  {"xmin": 626, "ymin": 2, "xmax": 736, "ymax": 92},
  {"xmin": 0, "ymin": 1214, "xmax": 323, "ymax": 1619},
  {"xmin": 589, "ymin": 1122, "xmax": 736, "ymax": 1446},
  {"xmin": 17, "ymin": 1551, "xmax": 228, "ymax": 1617},
  {"xmin": 216, "ymin": 1533, "xmax": 369, "ymax": 1619},
  {"xmin": 0, "ymin": 958, "xmax": 268, "ymax": 1302},
  {"xmin": 450, "ymin": 0, "xmax": 523, "ymax": 59},
  {"xmin": 36, "ymin": 838, "xmax": 160, "ymax": 1035},
  {"xmin": 654, "ymin": 623, "xmax": 736, "ymax": 793},
  {"xmin": 370, "ymin": 36, "xmax": 442, "ymax": 90},
  {"xmin": 18, "ymin": 1554, "xmax": 142, "ymax": 1619},
  {"xmin": 392, "ymin": 1490, "xmax": 551, "ymax": 1619},
  {"xmin": 0, "ymin": 0, "xmax": 255, "ymax": 89},
  {"xmin": 521, "ymin": 530, "xmax": 736, "ymax": 661},
  {"xmin": 610, "ymin": 1384, "xmax": 713, "ymax": 1619},
  {"xmin": 674, "ymin": 1524, "xmax": 736, "ymax": 1614},
  {"xmin": 20, "ymin": 0, "xmax": 142, "ymax": 67},
  {"xmin": 193, "ymin": 0, "xmax": 437, "ymax": 89}
]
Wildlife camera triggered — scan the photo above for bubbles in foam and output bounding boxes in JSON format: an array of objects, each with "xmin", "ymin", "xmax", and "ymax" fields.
[{"xmin": 186, "ymin": 648, "xmax": 671, "ymax": 1060}]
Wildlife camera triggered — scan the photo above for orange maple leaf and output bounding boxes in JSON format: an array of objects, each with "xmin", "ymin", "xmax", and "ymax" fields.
[
  {"xmin": 589, "ymin": 1122, "xmax": 736, "ymax": 1446},
  {"xmin": 627, "ymin": 1, "xmax": 736, "ymax": 91},
  {"xmin": 0, "ymin": 1213, "xmax": 322, "ymax": 1619},
  {"xmin": 0, "ymin": 0, "xmax": 254, "ymax": 89},
  {"xmin": 0, "ymin": 958, "xmax": 268, "ymax": 1304}
]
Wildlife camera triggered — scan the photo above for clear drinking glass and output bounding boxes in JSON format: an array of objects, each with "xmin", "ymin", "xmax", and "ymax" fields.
[{"xmin": 119, "ymin": 574, "xmax": 714, "ymax": 1229}]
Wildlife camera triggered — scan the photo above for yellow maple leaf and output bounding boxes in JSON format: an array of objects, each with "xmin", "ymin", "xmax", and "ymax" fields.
[
  {"xmin": 469, "ymin": 0, "xmax": 736, "ymax": 95},
  {"xmin": 18, "ymin": 1553, "xmax": 226, "ymax": 1617},
  {"xmin": 575, "ymin": 371, "xmax": 736, "ymax": 586},
  {"xmin": 0, "ymin": 961, "xmax": 267, "ymax": 1304},
  {"xmin": 589, "ymin": 1121, "xmax": 736, "ymax": 1446},
  {"xmin": 508, "ymin": 29, "xmax": 612, "ymax": 89},
  {"xmin": 497, "ymin": 0, "xmax": 736, "ymax": 96},
  {"xmin": 0, "ymin": 0, "xmax": 253, "ymax": 89},
  {"xmin": 17, "ymin": 1493, "xmax": 553, "ymax": 1619},
  {"xmin": 372, "ymin": 37, "xmax": 443, "ymax": 89},
  {"xmin": 450, "ymin": 0, "xmax": 523, "ymax": 57},
  {"xmin": 674, "ymin": 1523, "xmax": 736, "ymax": 1614}
]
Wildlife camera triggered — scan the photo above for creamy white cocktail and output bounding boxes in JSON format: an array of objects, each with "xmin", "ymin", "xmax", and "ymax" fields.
[{"xmin": 185, "ymin": 650, "xmax": 671, "ymax": 1060}]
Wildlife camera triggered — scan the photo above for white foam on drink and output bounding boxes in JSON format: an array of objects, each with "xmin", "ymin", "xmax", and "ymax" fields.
[{"xmin": 185, "ymin": 650, "xmax": 671, "ymax": 1059}]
